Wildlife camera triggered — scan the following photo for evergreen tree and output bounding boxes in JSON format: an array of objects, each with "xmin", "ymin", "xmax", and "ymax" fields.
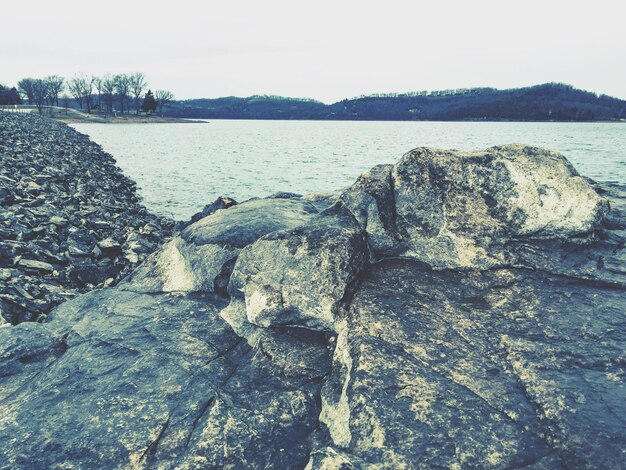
[
  {"xmin": 0, "ymin": 85, "xmax": 23, "ymax": 105},
  {"xmin": 141, "ymin": 89, "xmax": 157, "ymax": 113}
]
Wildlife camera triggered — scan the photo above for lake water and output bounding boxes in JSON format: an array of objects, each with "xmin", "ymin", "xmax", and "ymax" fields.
[{"xmin": 71, "ymin": 120, "xmax": 626, "ymax": 221}]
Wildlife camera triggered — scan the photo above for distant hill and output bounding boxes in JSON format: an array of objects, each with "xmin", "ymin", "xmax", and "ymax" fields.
[{"xmin": 166, "ymin": 83, "xmax": 626, "ymax": 121}]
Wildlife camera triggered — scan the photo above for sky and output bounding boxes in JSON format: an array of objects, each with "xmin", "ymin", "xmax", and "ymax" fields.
[{"xmin": 1, "ymin": 0, "xmax": 625, "ymax": 103}]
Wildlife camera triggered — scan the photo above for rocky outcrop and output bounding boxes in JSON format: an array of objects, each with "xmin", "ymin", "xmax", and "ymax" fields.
[
  {"xmin": 0, "ymin": 141, "xmax": 624, "ymax": 469},
  {"xmin": 121, "ymin": 198, "xmax": 319, "ymax": 295},
  {"xmin": 228, "ymin": 205, "xmax": 368, "ymax": 331},
  {"xmin": 339, "ymin": 145, "xmax": 608, "ymax": 268},
  {"xmin": 0, "ymin": 113, "xmax": 172, "ymax": 324}
]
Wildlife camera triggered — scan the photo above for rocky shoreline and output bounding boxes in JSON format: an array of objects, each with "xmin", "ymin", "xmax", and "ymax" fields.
[
  {"xmin": 0, "ymin": 113, "xmax": 173, "ymax": 324},
  {"xmin": 0, "ymin": 116, "xmax": 624, "ymax": 468}
]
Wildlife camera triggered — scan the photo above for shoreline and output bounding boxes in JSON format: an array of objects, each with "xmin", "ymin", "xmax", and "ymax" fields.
[
  {"xmin": 0, "ymin": 113, "xmax": 174, "ymax": 324},
  {"xmin": 54, "ymin": 115, "xmax": 206, "ymax": 124}
]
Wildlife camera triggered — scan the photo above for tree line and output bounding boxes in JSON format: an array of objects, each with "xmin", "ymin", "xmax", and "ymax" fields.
[
  {"xmin": 167, "ymin": 83, "xmax": 626, "ymax": 121},
  {"xmin": 1, "ymin": 73, "xmax": 174, "ymax": 116}
]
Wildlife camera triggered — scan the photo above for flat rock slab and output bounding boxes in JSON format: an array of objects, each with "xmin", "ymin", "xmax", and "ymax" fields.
[
  {"xmin": 0, "ymin": 289, "xmax": 332, "ymax": 469},
  {"xmin": 318, "ymin": 259, "xmax": 625, "ymax": 468}
]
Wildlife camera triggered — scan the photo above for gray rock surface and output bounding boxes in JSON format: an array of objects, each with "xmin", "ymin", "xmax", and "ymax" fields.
[
  {"xmin": 121, "ymin": 198, "xmax": 319, "ymax": 295},
  {"xmin": 340, "ymin": 145, "xmax": 608, "ymax": 268},
  {"xmin": 0, "ymin": 138, "xmax": 624, "ymax": 469},
  {"xmin": 228, "ymin": 206, "xmax": 367, "ymax": 330}
]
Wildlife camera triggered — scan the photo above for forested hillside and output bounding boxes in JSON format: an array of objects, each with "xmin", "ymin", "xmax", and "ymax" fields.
[{"xmin": 165, "ymin": 83, "xmax": 626, "ymax": 121}]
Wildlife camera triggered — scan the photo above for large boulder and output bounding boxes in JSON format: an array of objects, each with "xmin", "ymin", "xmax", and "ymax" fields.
[
  {"xmin": 0, "ymin": 289, "xmax": 332, "ymax": 469},
  {"xmin": 120, "ymin": 197, "xmax": 319, "ymax": 295},
  {"xmin": 228, "ymin": 206, "xmax": 368, "ymax": 330},
  {"xmin": 340, "ymin": 145, "xmax": 608, "ymax": 268},
  {"xmin": 316, "ymin": 258, "xmax": 626, "ymax": 468}
]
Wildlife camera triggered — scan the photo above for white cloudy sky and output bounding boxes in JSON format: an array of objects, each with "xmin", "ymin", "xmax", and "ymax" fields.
[{"xmin": 2, "ymin": 0, "xmax": 625, "ymax": 102}]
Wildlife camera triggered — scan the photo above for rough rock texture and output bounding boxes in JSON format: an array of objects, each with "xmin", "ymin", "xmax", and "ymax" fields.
[
  {"xmin": 228, "ymin": 206, "xmax": 368, "ymax": 330},
  {"xmin": 0, "ymin": 113, "xmax": 172, "ymax": 324},
  {"xmin": 339, "ymin": 145, "xmax": 608, "ymax": 268},
  {"xmin": 121, "ymin": 198, "xmax": 319, "ymax": 295},
  {"xmin": 0, "ymin": 143, "xmax": 624, "ymax": 469}
]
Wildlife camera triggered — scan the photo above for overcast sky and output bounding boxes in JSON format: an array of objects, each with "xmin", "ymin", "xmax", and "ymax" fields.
[{"xmin": 2, "ymin": 0, "xmax": 625, "ymax": 103}]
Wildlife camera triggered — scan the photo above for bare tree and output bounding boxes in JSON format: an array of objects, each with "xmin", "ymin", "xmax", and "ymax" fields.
[
  {"xmin": 80, "ymin": 74, "xmax": 95, "ymax": 113},
  {"xmin": 67, "ymin": 78, "xmax": 82, "ymax": 110},
  {"xmin": 67, "ymin": 74, "xmax": 95, "ymax": 113},
  {"xmin": 101, "ymin": 73, "xmax": 116, "ymax": 114},
  {"xmin": 17, "ymin": 78, "xmax": 36, "ymax": 105},
  {"xmin": 44, "ymin": 75, "xmax": 64, "ymax": 106},
  {"xmin": 62, "ymin": 95, "xmax": 71, "ymax": 115},
  {"xmin": 114, "ymin": 74, "xmax": 131, "ymax": 114},
  {"xmin": 31, "ymin": 79, "xmax": 49, "ymax": 114},
  {"xmin": 67, "ymin": 75, "xmax": 86, "ymax": 110},
  {"xmin": 129, "ymin": 72, "xmax": 147, "ymax": 114},
  {"xmin": 154, "ymin": 90, "xmax": 174, "ymax": 116}
]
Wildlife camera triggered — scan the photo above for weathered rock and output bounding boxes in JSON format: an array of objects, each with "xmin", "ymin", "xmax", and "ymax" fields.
[
  {"xmin": 315, "ymin": 257, "xmax": 626, "ymax": 468},
  {"xmin": 0, "ymin": 290, "xmax": 332, "ymax": 469},
  {"xmin": 0, "ymin": 143, "xmax": 624, "ymax": 469},
  {"xmin": 338, "ymin": 164, "xmax": 397, "ymax": 256},
  {"xmin": 121, "ymin": 236, "xmax": 239, "ymax": 294},
  {"xmin": 122, "ymin": 198, "xmax": 319, "ymax": 294},
  {"xmin": 179, "ymin": 195, "xmax": 238, "ymax": 229},
  {"xmin": 49, "ymin": 215, "xmax": 68, "ymax": 227},
  {"xmin": 17, "ymin": 259, "xmax": 54, "ymax": 272},
  {"xmin": 181, "ymin": 197, "xmax": 319, "ymax": 248},
  {"xmin": 340, "ymin": 145, "xmax": 608, "ymax": 268},
  {"xmin": 96, "ymin": 237, "xmax": 123, "ymax": 257},
  {"xmin": 229, "ymin": 206, "xmax": 368, "ymax": 330}
]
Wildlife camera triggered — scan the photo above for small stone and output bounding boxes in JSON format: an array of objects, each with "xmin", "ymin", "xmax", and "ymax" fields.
[
  {"xmin": 13, "ymin": 286, "xmax": 34, "ymax": 300},
  {"xmin": 49, "ymin": 216, "xmax": 68, "ymax": 227},
  {"xmin": 90, "ymin": 220, "xmax": 111, "ymax": 229},
  {"xmin": 126, "ymin": 231, "xmax": 140, "ymax": 242},
  {"xmin": 18, "ymin": 259, "xmax": 54, "ymax": 272},
  {"xmin": 68, "ymin": 245, "xmax": 91, "ymax": 257},
  {"xmin": 97, "ymin": 238, "xmax": 123, "ymax": 256}
]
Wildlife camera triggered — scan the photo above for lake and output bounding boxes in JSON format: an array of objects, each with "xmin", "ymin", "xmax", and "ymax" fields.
[{"xmin": 71, "ymin": 120, "xmax": 626, "ymax": 221}]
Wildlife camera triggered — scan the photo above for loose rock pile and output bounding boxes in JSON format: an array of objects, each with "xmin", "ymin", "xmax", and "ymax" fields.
[{"xmin": 0, "ymin": 113, "xmax": 173, "ymax": 324}]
